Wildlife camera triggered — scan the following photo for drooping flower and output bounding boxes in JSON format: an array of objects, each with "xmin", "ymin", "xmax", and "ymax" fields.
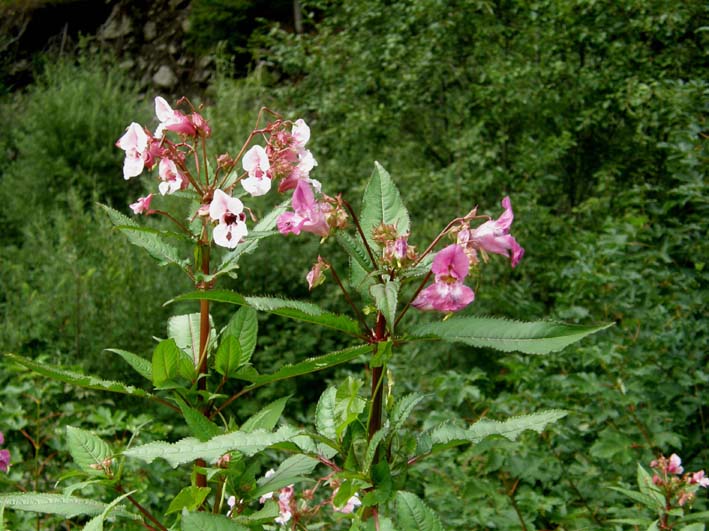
[
  {"xmin": 291, "ymin": 118, "xmax": 311, "ymax": 152},
  {"xmin": 458, "ymin": 196, "xmax": 524, "ymax": 267},
  {"xmin": 412, "ymin": 244, "xmax": 475, "ymax": 313},
  {"xmin": 129, "ymin": 194, "xmax": 153, "ymax": 215},
  {"xmin": 241, "ymin": 145, "xmax": 272, "ymax": 196},
  {"xmin": 306, "ymin": 256, "xmax": 330, "ymax": 290},
  {"xmin": 158, "ymin": 158, "xmax": 187, "ymax": 195},
  {"xmin": 277, "ymin": 180, "xmax": 330, "ymax": 237},
  {"xmin": 209, "ymin": 189, "xmax": 248, "ymax": 249},
  {"xmin": 116, "ymin": 122, "xmax": 149, "ymax": 179},
  {"xmin": 154, "ymin": 96, "xmax": 197, "ymax": 138},
  {"xmin": 668, "ymin": 453, "xmax": 684, "ymax": 475}
]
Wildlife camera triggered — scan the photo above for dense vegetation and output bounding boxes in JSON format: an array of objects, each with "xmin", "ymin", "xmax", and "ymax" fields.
[{"xmin": 0, "ymin": 0, "xmax": 707, "ymax": 529}]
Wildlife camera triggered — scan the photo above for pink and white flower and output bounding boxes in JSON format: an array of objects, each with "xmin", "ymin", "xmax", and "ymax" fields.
[
  {"xmin": 459, "ymin": 196, "xmax": 524, "ymax": 267},
  {"xmin": 333, "ymin": 492, "xmax": 362, "ymax": 514},
  {"xmin": 275, "ymin": 485, "xmax": 294, "ymax": 525},
  {"xmin": 154, "ymin": 96, "xmax": 196, "ymax": 138},
  {"xmin": 0, "ymin": 431, "xmax": 10, "ymax": 473},
  {"xmin": 413, "ymin": 244, "xmax": 475, "ymax": 313},
  {"xmin": 158, "ymin": 158, "xmax": 187, "ymax": 195},
  {"xmin": 668, "ymin": 453, "xmax": 684, "ymax": 475},
  {"xmin": 689, "ymin": 470, "xmax": 709, "ymax": 488},
  {"xmin": 129, "ymin": 194, "xmax": 153, "ymax": 215},
  {"xmin": 291, "ymin": 118, "xmax": 311, "ymax": 152},
  {"xmin": 209, "ymin": 189, "xmax": 248, "ymax": 249},
  {"xmin": 241, "ymin": 145, "xmax": 272, "ymax": 196},
  {"xmin": 277, "ymin": 180, "xmax": 330, "ymax": 237},
  {"xmin": 116, "ymin": 122, "xmax": 149, "ymax": 179}
]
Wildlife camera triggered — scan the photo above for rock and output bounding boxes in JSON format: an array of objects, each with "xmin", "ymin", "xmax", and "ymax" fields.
[
  {"xmin": 143, "ymin": 21, "xmax": 157, "ymax": 41},
  {"xmin": 152, "ymin": 65, "xmax": 178, "ymax": 88},
  {"xmin": 99, "ymin": 5, "xmax": 132, "ymax": 40}
]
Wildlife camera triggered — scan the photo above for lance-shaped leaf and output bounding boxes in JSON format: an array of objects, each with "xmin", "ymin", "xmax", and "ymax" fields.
[
  {"xmin": 168, "ymin": 313, "xmax": 216, "ymax": 367},
  {"xmin": 4, "ymin": 353, "xmax": 153, "ymax": 399},
  {"xmin": 253, "ymin": 455, "xmax": 319, "ymax": 497},
  {"xmin": 0, "ymin": 493, "xmax": 132, "ymax": 519},
  {"xmin": 370, "ymin": 280, "xmax": 399, "ymax": 332},
  {"xmin": 396, "ymin": 491, "xmax": 444, "ymax": 531},
  {"xmin": 105, "ymin": 349, "xmax": 152, "ymax": 381},
  {"xmin": 216, "ymin": 306, "xmax": 258, "ymax": 376},
  {"xmin": 152, "ymin": 338, "xmax": 194, "ymax": 388},
  {"xmin": 181, "ymin": 510, "xmax": 249, "ymax": 531},
  {"xmin": 166, "ymin": 487, "xmax": 211, "ymax": 515},
  {"xmin": 175, "ymin": 398, "xmax": 221, "ymax": 441},
  {"xmin": 360, "ymin": 162, "xmax": 410, "ymax": 248},
  {"xmin": 82, "ymin": 491, "xmax": 137, "ymax": 531},
  {"xmin": 123, "ymin": 425, "xmax": 297, "ymax": 467},
  {"xmin": 409, "ymin": 317, "xmax": 613, "ymax": 354},
  {"xmin": 241, "ymin": 396, "xmax": 290, "ymax": 433},
  {"xmin": 428, "ymin": 410, "xmax": 567, "ymax": 454},
  {"xmin": 99, "ymin": 204, "xmax": 187, "ymax": 268},
  {"xmin": 66, "ymin": 426, "xmax": 112, "ymax": 476},
  {"xmin": 171, "ymin": 291, "xmax": 361, "ymax": 336},
  {"xmin": 235, "ymin": 344, "xmax": 371, "ymax": 387}
]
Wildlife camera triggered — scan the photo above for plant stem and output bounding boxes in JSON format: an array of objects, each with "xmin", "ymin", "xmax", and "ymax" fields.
[
  {"xmin": 328, "ymin": 263, "xmax": 369, "ymax": 332},
  {"xmin": 196, "ymin": 242, "xmax": 210, "ymax": 489},
  {"xmin": 368, "ymin": 313, "xmax": 387, "ymax": 442},
  {"xmin": 340, "ymin": 198, "xmax": 379, "ymax": 269},
  {"xmin": 116, "ymin": 485, "xmax": 168, "ymax": 531}
]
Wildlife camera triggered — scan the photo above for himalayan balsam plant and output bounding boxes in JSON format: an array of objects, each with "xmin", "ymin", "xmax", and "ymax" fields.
[{"xmin": 2, "ymin": 97, "xmax": 614, "ymax": 530}]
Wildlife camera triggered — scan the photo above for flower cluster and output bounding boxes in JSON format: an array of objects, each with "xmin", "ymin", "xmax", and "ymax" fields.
[
  {"xmin": 650, "ymin": 453, "xmax": 709, "ymax": 507},
  {"xmin": 414, "ymin": 196, "xmax": 523, "ymax": 313},
  {"xmin": 258, "ymin": 470, "xmax": 296, "ymax": 526},
  {"xmin": 0, "ymin": 431, "xmax": 10, "ymax": 473}
]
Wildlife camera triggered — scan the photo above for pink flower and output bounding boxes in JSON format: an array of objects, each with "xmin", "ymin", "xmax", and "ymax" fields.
[
  {"xmin": 333, "ymin": 493, "xmax": 362, "ymax": 514},
  {"xmin": 116, "ymin": 122, "xmax": 149, "ymax": 179},
  {"xmin": 689, "ymin": 470, "xmax": 709, "ymax": 488},
  {"xmin": 291, "ymin": 118, "xmax": 311, "ymax": 151},
  {"xmin": 277, "ymin": 180, "xmax": 330, "ymax": 237},
  {"xmin": 413, "ymin": 244, "xmax": 475, "ymax": 312},
  {"xmin": 275, "ymin": 485, "xmax": 294, "ymax": 525},
  {"xmin": 0, "ymin": 449, "xmax": 9, "ymax": 473},
  {"xmin": 306, "ymin": 256, "xmax": 330, "ymax": 290},
  {"xmin": 241, "ymin": 145, "xmax": 272, "ymax": 196},
  {"xmin": 460, "ymin": 196, "xmax": 524, "ymax": 267},
  {"xmin": 209, "ymin": 189, "xmax": 248, "ymax": 249},
  {"xmin": 668, "ymin": 453, "xmax": 684, "ymax": 475},
  {"xmin": 158, "ymin": 158, "xmax": 187, "ymax": 195},
  {"xmin": 154, "ymin": 96, "xmax": 196, "ymax": 138},
  {"xmin": 129, "ymin": 194, "xmax": 153, "ymax": 215}
]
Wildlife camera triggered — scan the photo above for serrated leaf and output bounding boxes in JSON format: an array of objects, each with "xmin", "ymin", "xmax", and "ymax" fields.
[
  {"xmin": 637, "ymin": 463, "xmax": 665, "ymax": 507},
  {"xmin": 181, "ymin": 509, "xmax": 249, "ymax": 531},
  {"xmin": 168, "ymin": 313, "xmax": 216, "ymax": 367},
  {"xmin": 234, "ymin": 344, "xmax": 371, "ymax": 387},
  {"xmin": 151, "ymin": 338, "xmax": 194, "ymax": 388},
  {"xmin": 364, "ymin": 428, "xmax": 388, "ymax": 474},
  {"xmin": 82, "ymin": 491, "xmax": 137, "ymax": 531},
  {"xmin": 0, "ymin": 493, "xmax": 127, "ymax": 519},
  {"xmin": 253, "ymin": 455, "xmax": 319, "ymax": 497},
  {"xmin": 390, "ymin": 394, "xmax": 426, "ymax": 433},
  {"xmin": 66, "ymin": 426, "xmax": 112, "ymax": 476},
  {"xmin": 337, "ymin": 231, "xmax": 373, "ymax": 271},
  {"xmin": 123, "ymin": 426, "xmax": 297, "ymax": 467},
  {"xmin": 363, "ymin": 461, "xmax": 393, "ymax": 506},
  {"xmin": 679, "ymin": 524, "xmax": 707, "ymax": 531},
  {"xmin": 430, "ymin": 410, "xmax": 567, "ymax": 452},
  {"xmin": 175, "ymin": 398, "xmax": 221, "ymax": 441},
  {"xmin": 217, "ymin": 306, "xmax": 258, "ymax": 374},
  {"xmin": 214, "ymin": 336, "xmax": 244, "ymax": 378},
  {"xmin": 410, "ymin": 317, "xmax": 613, "ymax": 354},
  {"xmin": 4, "ymin": 353, "xmax": 153, "ymax": 399},
  {"xmin": 371, "ymin": 340, "xmax": 392, "ymax": 368},
  {"xmin": 360, "ymin": 162, "xmax": 410, "ymax": 248},
  {"xmin": 316, "ymin": 387, "xmax": 338, "ymax": 440},
  {"xmin": 335, "ymin": 377, "xmax": 366, "ymax": 438},
  {"xmin": 99, "ymin": 203, "xmax": 187, "ymax": 267},
  {"xmin": 241, "ymin": 396, "xmax": 289, "ymax": 433},
  {"xmin": 105, "ymin": 349, "xmax": 151, "ymax": 381},
  {"xmin": 395, "ymin": 491, "xmax": 443, "ymax": 531},
  {"xmin": 172, "ymin": 290, "xmax": 361, "ymax": 336},
  {"xmin": 370, "ymin": 280, "xmax": 399, "ymax": 332},
  {"xmin": 234, "ymin": 502, "xmax": 279, "ymax": 524},
  {"xmin": 166, "ymin": 487, "xmax": 211, "ymax": 515}
]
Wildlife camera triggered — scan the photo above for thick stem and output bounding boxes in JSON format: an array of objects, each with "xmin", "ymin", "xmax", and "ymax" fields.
[
  {"xmin": 368, "ymin": 313, "xmax": 387, "ymax": 441},
  {"xmin": 196, "ymin": 243, "xmax": 210, "ymax": 489}
]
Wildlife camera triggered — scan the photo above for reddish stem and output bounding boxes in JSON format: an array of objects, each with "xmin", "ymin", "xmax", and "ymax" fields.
[{"xmin": 196, "ymin": 243, "xmax": 210, "ymax": 489}]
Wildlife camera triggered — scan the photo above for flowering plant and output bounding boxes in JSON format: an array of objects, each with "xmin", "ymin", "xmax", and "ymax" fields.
[{"xmin": 1, "ymin": 97, "xmax": 613, "ymax": 529}]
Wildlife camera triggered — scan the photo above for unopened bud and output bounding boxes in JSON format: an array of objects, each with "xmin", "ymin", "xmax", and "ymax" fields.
[
  {"xmin": 372, "ymin": 223, "xmax": 398, "ymax": 244},
  {"xmin": 306, "ymin": 256, "xmax": 330, "ymax": 290}
]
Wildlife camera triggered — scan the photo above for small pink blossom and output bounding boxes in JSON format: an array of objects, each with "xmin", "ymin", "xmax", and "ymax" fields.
[
  {"xmin": 333, "ymin": 493, "xmax": 362, "ymax": 514},
  {"xmin": 158, "ymin": 158, "xmax": 187, "ymax": 195},
  {"xmin": 209, "ymin": 189, "xmax": 248, "ymax": 249},
  {"xmin": 689, "ymin": 470, "xmax": 709, "ymax": 488},
  {"xmin": 413, "ymin": 244, "xmax": 475, "ymax": 313},
  {"xmin": 226, "ymin": 495, "xmax": 237, "ymax": 517},
  {"xmin": 275, "ymin": 485, "xmax": 294, "ymax": 525},
  {"xmin": 460, "ymin": 196, "xmax": 524, "ymax": 267},
  {"xmin": 154, "ymin": 96, "xmax": 196, "ymax": 138},
  {"xmin": 668, "ymin": 453, "xmax": 684, "ymax": 475},
  {"xmin": 0, "ymin": 449, "xmax": 9, "ymax": 473},
  {"xmin": 291, "ymin": 118, "xmax": 311, "ymax": 151},
  {"xmin": 277, "ymin": 180, "xmax": 330, "ymax": 237},
  {"xmin": 241, "ymin": 145, "xmax": 272, "ymax": 196},
  {"xmin": 116, "ymin": 122, "xmax": 149, "ymax": 179},
  {"xmin": 129, "ymin": 194, "xmax": 153, "ymax": 215},
  {"xmin": 306, "ymin": 256, "xmax": 330, "ymax": 290}
]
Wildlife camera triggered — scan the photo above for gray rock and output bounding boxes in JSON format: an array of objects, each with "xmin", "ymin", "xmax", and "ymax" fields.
[
  {"xmin": 99, "ymin": 6, "xmax": 132, "ymax": 40},
  {"xmin": 152, "ymin": 65, "xmax": 178, "ymax": 88},
  {"xmin": 143, "ymin": 21, "xmax": 157, "ymax": 42}
]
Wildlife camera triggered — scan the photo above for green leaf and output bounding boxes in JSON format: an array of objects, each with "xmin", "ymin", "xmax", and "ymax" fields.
[
  {"xmin": 364, "ymin": 428, "xmax": 388, "ymax": 474},
  {"xmin": 172, "ymin": 290, "xmax": 361, "ymax": 336},
  {"xmin": 337, "ymin": 231, "xmax": 373, "ymax": 271},
  {"xmin": 360, "ymin": 162, "xmax": 411, "ymax": 248},
  {"xmin": 105, "ymin": 349, "xmax": 151, "ymax": 381},
  {"xmin": 151, "ymin": 338, "xmax": 194, "ymax": 389},
  {"xmin": 241, "ymin": 396, "xmax": 290, "ymax": 433},
  {"xmin": 390, "ymin": 393, "xmax": 426, "ymax": 434},
  {"xmin": 214, "ymin": 336, "xmax": 243, "ymax": 378},
  {"xmin": 371, "ymin": 340, "xmax": 392, "ymax": 368},
  {"xmin": 181, "ymin": 509, "xmax": 249, "ymax": 531},
  {"xmin": 253, "ymin": 455, "xmax": 319, "ymax": 497},
  {"xmin": 168, "ymin": 313, "xmax": 215, "ymax": 367},
  {"xmin": 66, "ymin": 426, "xmax": 112, "ymax": 476},
  {"xmin": 609, "ymin": 486, "xmax": 665, "ymax": 510},
  {"xmin": 429, "ymin": 410, "xmax": 567, "ymax": 452},
  {"xmin": 123, "ymin": 426, "xmax": 297, "ymax": 467},
  {"xmin": 678, "ymin": 525, "xmax": 705, "ymax": 531},
  {"xmin": 409, "ymin": 317, "xmax": 613, "ymax": 354},
  {"xmin": 370, "ymin": 280, "xmax": 399, "ymax": 332},
  {"xmin": 216, "ymin": 306, "xmax": 258, "ymax": 375},
  {"xmin": 363, "ymin": 461, "xmax": 393, "ymax": 506},
  {"xmin": 395, "ymin": 491, "xmax": 444, "ymax": 531},
  {"xmin": 316, "ymin": 387, "xmax": 338, "ymax": 440},
  {"xmin": 235, "ymin": 344, "xmax": 371, "ymax": 387},
  {"xmin": 175, "ymin": 399, "xmax": 221, "ymax": 442},
  {"xmin": 335, "ymin": 376, "xmax": 366, "ymax": 438},
  {"xmin": 4, "ymin": 353, "xmax": 153, "ymax": 399},
  {"xmin": 99, "ymin": 204, "xmax": 187, "ymax": 268},
  {"xmin": 166, "ymin": 487, "xmax": 211, "ymax": 515},
  {"xmin": 637, "ymin": 463, "xmax": 665, "ymax": 508},
  {"xmin": 0, "ymin": 493, "xmax": 126, "ymax": 519},
  {"xmin": 234, "ymin": 502, "xmax": 279, "ymax": 524},
  {"xmin": 82, "ymin": 491, "xmax": 137, "ymax": 531}
]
